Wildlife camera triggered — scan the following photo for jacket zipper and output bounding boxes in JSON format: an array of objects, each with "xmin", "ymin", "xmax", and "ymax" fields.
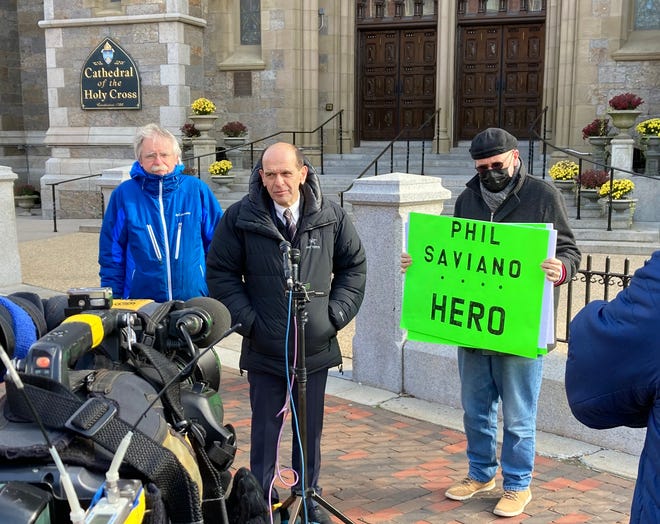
[
  {"xmin": 146, "ymin": 224, "xmax": 162, "ymax": 261},
  {"xmin": 158, "ymin": 180, "xmax": 173, "ymax": 301},
  {"xmin": 175, "ymin": 222, "xmax": 182, "ymax": 260}
]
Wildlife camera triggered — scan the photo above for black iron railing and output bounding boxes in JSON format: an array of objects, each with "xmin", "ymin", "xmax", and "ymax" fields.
[
  {"xmin": 558, "ymin": 254, "xmax": 636, "ymax": 343},
  {"xmin": 45, "ymin": 173, "xmax": 102, "ymax": 233},
  {"xmin": 182, "ymin": 110, "xmax": 345, "ymax": 177},
  {"xmin": 339, "ymin": 108, "xmax": 442, "ymax": 206}
]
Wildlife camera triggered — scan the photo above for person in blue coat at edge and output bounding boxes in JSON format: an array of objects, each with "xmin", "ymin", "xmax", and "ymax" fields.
[
  {"xmin": 566, "ymin": 250, "xmax": 660, "ymax": 523},
  {"xmin": 99, "ymin": 123, "xmax": 222, "ymax": 302}
]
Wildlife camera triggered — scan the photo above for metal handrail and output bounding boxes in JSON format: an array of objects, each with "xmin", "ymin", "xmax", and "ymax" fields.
[
  {"xmin": 339, "ymin": 108, "xmax": 442, "ymax": 206},
  {"xmin": 530, "ymin": 127, "xmax": 658, "ymax": 231},
  {"xmin": 45, "ymin": 173, "xmax": 102, "ymax": 233},
  {"xmin": 182, "ymin": 110, "xmax": 344, "ymax": 177},
  {"xmin": 527, "ymin": 106, "xmax": 549, "ymax": 178}
]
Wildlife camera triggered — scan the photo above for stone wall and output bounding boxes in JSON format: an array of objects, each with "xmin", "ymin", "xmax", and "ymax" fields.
[{"xmin": 555, "ymin": 1, "xmax": 660, "ymax": 150}]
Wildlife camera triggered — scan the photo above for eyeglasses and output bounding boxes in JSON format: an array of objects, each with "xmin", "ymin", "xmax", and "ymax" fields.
[{"xmin": 475, "ymin": 152, "xmax": 514, "ymax": 174}]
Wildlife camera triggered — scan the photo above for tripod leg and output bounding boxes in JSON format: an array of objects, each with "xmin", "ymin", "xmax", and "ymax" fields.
[{"xmin": 310, "ymin": 492, "xmax": 356, "ymax": 524}]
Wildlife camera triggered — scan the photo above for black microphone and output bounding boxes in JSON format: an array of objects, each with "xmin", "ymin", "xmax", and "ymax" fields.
[
  {"xmin": 280, "ymin": 240, "xmax": 294, "ymax": 289},
  {"xmin": 291, "ymin": 248, "xmax": 300, "ymax": 285},
  {"xmin": 168, "ymin": 297, "xmax": 233, "ymax": 348}
]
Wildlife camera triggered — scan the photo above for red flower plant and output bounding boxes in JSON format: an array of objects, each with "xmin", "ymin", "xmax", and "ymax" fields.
[
  {"xmin": 221, "ymin": 121, "xmax": 248, "ymax": 137},
  {"xmin": 608, "ymin": 93, "xmax": 644, "ymax": 111},
  {"xmin": 576, "ymin": 169, "xmax": 609, "ymax": 190},
  {"xmin": 581, "ymin": 118, "xmax": 611, "ymax": 140}
]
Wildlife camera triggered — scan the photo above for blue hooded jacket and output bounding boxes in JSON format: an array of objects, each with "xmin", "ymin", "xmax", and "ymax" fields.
[
  {"xmin": 567, "ymin": 251, "xmax": 660, "ymax": 523},
  {"xmin": 99, "ymin": 161, "xmax": 222, "ymax": 302}
]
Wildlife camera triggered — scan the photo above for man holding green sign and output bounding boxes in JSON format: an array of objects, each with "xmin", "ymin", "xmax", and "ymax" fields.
[{"xmin": 401, "ymin": 128, "xmax": 580, "ymax": 517}]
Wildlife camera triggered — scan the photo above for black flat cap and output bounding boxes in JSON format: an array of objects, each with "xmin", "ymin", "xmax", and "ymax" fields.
[{"xmin": 469, "ymin": 128, "xmax": 518, "ymax": 160}]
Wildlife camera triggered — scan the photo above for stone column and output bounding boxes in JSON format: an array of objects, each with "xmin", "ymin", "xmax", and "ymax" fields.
[
  {"xmin": 343, "ymin": 173, "xmax": 451, "ymax": 392},
  {"xmin": 434, "ymin": 0, "xmax": 455, "ymax": 153},
  {"xmin": 0, "ymin": 166, "xmax": 22, "ymax": 287},
  {"xmin": 610, "ymin": 136, "xmax": 635, "ymax": 179},
  {"xmin": 96, "ymin": 165, "xmax": 132, "ymax": 214},
  {"xmin": 192, "ymin": 139, "xmax": 218, "ymax": 186}
]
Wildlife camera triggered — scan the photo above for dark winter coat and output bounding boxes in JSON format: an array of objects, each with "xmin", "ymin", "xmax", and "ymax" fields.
[
  {"xmin": 99, "ymin": 161, "xmax": 222, "ymax": 302},
  {"xmin": 205, "ymin": 163, "xmax": 367, "ymax": 376},
  {"xmin": 454, "ymin": 160, "xmax": 581, "ymax": 350},
  {"xmin": 567, "ymin": 250, "xmax": 660, "ymax": 523}
]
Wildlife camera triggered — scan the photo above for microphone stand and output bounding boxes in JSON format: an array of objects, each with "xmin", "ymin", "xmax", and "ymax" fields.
[{"xmin": 280, "ymin": 250, "xmax": 355, "ymax": 524}]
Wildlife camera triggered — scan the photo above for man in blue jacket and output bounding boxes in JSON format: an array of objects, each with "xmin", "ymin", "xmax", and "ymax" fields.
[
  {"xmin": 206, "ymin": 142, "xmax": 367, "ymax": 523},
  {"xmin": 567, "ymin": 251, "xmax": 660, "ymax": 523},
  {"xmin": 99, "ymin": 123, "xmax": 222, "ymax": 302}
]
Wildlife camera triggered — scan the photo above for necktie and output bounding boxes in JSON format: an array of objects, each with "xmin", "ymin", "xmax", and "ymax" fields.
[{"xmin": 283, "ymin": 208, "xmax": 297, "ymax": 240}]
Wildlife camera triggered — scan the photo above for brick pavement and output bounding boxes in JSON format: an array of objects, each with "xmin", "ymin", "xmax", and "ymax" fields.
[
  {"xmin": 6, "ymin": 216, "xmax": 639, "ymax": 523},
  {"xmin": 219, "ymin": 367, "xmax": 634, "ymax": 524}
]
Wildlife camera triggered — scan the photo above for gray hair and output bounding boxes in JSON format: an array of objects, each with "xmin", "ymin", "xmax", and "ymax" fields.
[{"xmin": 134, "ymin": 123, "xmax": 182, "ymax": 162}]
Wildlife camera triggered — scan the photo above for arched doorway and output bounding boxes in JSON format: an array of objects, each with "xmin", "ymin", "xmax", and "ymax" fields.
[{"xmin": 356, "ymin": 1, "xmax": 438, "ymax": 141}]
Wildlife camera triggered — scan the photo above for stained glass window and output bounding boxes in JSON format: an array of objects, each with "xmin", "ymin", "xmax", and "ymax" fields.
[
  {"xmin": 634, "ymin": 0, "xmax": 660, "ymax": 30},
  {"xmin": 240, "ymin": 0, "xmax": 261, "ymax": 45}
]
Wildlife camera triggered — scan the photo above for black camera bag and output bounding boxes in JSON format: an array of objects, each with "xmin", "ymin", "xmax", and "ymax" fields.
[{"xmin": 0, "ymin": 369, "xmax": 206, "ymax": 523}]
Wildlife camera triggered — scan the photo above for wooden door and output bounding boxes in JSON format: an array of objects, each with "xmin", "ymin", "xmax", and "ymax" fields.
[
  {"xmin": 456, "ymin": 23, "xmax": 545, "ymax": 141},
  {"xmin": 359, "ymin": 28, "xmax": 436, "ymax": 141}
]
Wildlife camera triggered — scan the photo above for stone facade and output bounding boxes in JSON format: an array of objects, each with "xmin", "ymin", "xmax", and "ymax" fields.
[{"xmin": 0, "ymin": 1, "xmax": 658, "ymax": 218}]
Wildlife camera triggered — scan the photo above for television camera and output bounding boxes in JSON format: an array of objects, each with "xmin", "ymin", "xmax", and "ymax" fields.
[{"xmin": 0, "ymin": 287, "xmax": 239, "ymax": 524}]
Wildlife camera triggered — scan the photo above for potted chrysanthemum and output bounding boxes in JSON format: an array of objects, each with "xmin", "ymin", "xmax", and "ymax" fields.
[
  {"xmin": 208, "ymin": 159, "xmax": 234, "ymax": 191},
  {"xmin": 548, "ymin": 160, "xmax": 578, "ymax": 194},
  {"xmin": 598, "ymin": 177, "xmax": 637, "ymax": 219},
  {"xmin": 636, "ymin": 118, "xmax": 660, "ymax": 176},
  {"xmin": 221, "ymin": 121, "xmax": 248, "ymax": 138},
  {"xmin": 607, "ymin": 93, "xmax": 644, "ymax": 135},
  {"xmin": 575, "ymin": 169, "xmax": 610, "ymax": 208},
  {"xmin": 188, "ymin": 98, "xmax": 218, "ymax": 137},
  {"xmin": 582, "ymin": 118, "xmax": 612, "ymax": 166},
  {"xmin": 221, "ymin": 121, "xmax": 249, "ymax": 150},
  {"xmin": 14, "ymin": 183, "xmax": 40, "ymax": 214},
  {"xmin": 191, "ymin": 97, "xmax": 216, "ymax": 115},
  {"xmin": 598, "ymin": 178, "xmax": 637, "ymax": 217}
]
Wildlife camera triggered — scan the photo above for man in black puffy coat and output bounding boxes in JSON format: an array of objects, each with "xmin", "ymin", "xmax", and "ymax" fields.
[{"xmin": 206, "ymin": 142, "xmax": 367, "ymax": 523}]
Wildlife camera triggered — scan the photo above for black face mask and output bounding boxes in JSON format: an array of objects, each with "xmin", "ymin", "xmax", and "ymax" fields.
[{"xmin": 479, "ymin": 168, "xmax": 511, "ymax": 192}]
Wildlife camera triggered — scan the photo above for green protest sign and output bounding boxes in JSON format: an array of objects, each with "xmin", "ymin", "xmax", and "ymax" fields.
[{"xmin": 401, "ymin": 213, "xmax": 554, "ymax": 358}]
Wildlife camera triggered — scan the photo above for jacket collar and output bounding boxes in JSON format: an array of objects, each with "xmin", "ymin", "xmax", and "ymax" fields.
[{"xmin": 129, "ymin": 161, "xmax": 184, "ymax": 195}]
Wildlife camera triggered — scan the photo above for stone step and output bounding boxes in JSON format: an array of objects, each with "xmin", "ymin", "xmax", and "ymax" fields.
[
  {"xmin": 208, "ymin": 147, "xmax": 658, "ymax": 257},
  {"xmin": 577, "ymin": 239, "xmax": 660, "ymax": 256}
]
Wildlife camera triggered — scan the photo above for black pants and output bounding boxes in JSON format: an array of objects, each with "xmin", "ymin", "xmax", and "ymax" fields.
[{"xmin": 247, "ymin": 368, "xmax": 329, "ymax": 503}]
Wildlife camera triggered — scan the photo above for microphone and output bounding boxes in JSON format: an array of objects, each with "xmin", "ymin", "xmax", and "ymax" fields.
[
  {"xmin": 280, "ymin": 240, "xmax": 294, "ymax": 289},
  {"xmin": 291, "ymin": 248, "xmax": 300, "ymax": 285},
  {"xmin": 177, "ymin": 296, "xmax": 233, "ymax": 348},
  {"xmin": 169, "ymin": 308, "xmax": 212, "ymax": 339}
]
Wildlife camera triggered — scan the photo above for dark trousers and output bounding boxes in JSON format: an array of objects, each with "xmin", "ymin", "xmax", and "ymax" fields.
[{"xmin": 247, "ymin": 368, "xmax": 329, "ymax": 503}]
